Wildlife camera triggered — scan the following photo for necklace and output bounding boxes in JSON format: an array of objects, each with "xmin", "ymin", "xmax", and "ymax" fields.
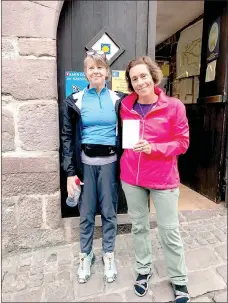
[{"xmin": 138, "ymin": 102, "xmax": 156, "ymax": 118}]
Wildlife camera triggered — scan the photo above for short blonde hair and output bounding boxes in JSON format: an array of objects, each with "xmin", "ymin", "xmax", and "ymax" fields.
[
  {"xmin": 84, "ymin": 53, "xmax": 111, "ymax": 81},
  {"xmin": 125, "ymin": 56, "xmax": 163, "ymax": 92}
]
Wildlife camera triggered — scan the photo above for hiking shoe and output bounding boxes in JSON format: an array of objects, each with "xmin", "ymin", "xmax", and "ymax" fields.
[
  {"xmin": 103, "ymin": 252, "xmax": 117, "ymax": 283},
  {"xmin": 172, "ymin": 284, "xmax": 190, "ymax": 303},
  {"xmin": 77, "ymin": 251, "xmax": 95, "ymax": 283},
  {"xmin": 134, "ymin": 271, "xmax": 152, "ymax": 297}
]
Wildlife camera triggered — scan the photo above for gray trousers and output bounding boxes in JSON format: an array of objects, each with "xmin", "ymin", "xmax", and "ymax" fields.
[
  {"xmin": 78, "ymin": 162, "xmax": 118, "ymax": 254},
  {"xmin": 122, "ymin": 181, "xmax": 188, "ymax": 285}
]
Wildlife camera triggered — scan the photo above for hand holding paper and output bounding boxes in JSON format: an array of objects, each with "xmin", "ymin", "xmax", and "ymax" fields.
[{"xmin": 122, "ymin": 120, "xmax": 140, "ymax": 149}]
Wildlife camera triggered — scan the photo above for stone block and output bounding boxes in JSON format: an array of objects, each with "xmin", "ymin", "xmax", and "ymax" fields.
[
  {"xmin": 211, "ymin": 229, "xmax": 227, "ymax": 242},
  {"xmin": 44, "ymin": 273, "xmax": 55, "ymax": 283},
  {"xmin": 19, "ymin": 257, "xmax": 32, "ymax": 267},
  {"xmin": 57, "ymin": 247, "xmax": 73, "ymax": 265},
  {"xmin": 105, "ymin": 266, "xmax": 135, "ymax": 293},
  {"xmin": 2, "ymin": 1, "xmax": 56, "ymax": 38},
  {"xmin": 44, "ymin": 192, "xmax": 62, "ymax": 229},
  {"xmin": 125, "ymin": 289, "xmax": 153, "ymax": 302},
  {"xmin": 207, "ymin": 238, "xmax": 219, "ymax": 245},
  {"xmin": 19, "ymin": 38, "xmax": 56, "ymax": 57},
  {"xmin": 74, "ymin": 273, "xmax": 104, "ymax": 299},
  {"xmin": 204, "ymin": 224, "xmax": 217, "ymax": 231},
  {"xmin": 2, "ymin": 293, "xmax": 13, "ymax": 302},
  {"xmin": 185, "ymin": 248, "xmax": 220, "ymax": 270},
  {"xmin": 195, "ymin": 235, "xmax": 208, "ymax": 246},
  {"xmin": 2, "ymin": 37, "xmax": 18, "ymax": 58},
  {"xmin": 57, "ymin": 271, "xmax": 70, "ymax": 281},
  {"xmin": 2, "ymin": 196, "xmax": 17, "ymax": 208},
  {"xmin": 2, "ymin": 154, "xmax": 59, "ymax": 174},
  {"xmin": 2, "ymin": 205, "xmax": 17, "ymax": 237},
  {"xmin": 216, "ymin": 265, "xmax": 227, "ymax": 284},
  {"xmin": 2, "ymin": 276, "xmax": 17, "ymax": 293},
  {"xmin": 215, "ymin": 244, "xmax": 227, "ymax": 260},
  {"xmin": 95, "ymin": 293, "xmax": 124, "ymax": 302},
  {"xmin": 16, "ymin": 228, "xmax": 66, "ymax": 251},
  {"xmin": 182, "ymin": 210, "xmax": 215, "ymax": 222},
  {"xmin": 2, "ymin": 206, "xmax": 17, "ymax": 255},
  {"xmin": 188, "ymin": 270, "xmax": 226, "ymax": 297},
  {"xmin": 18, "ymin": 102, "xmax": 59, "ymax": 151},
  {"xmin": 2, "ymin": 107, "xmax": 15, "ymax": 152},
  {"xmin": 219, "ymin": 216, "xmax": 227, "ymax": 226},
  {"xmin": 2, "ymin": 172, "xmax": 59, "ymax": 197},
  {"xmin": 17, "ymin": 195, "xmax": 43, "ymax": 229},
  {"xmin": 2, "ymin": 59, "xmax": 57, "ymax": 100},
  {"xmin": 150, "ymin": 280, "xmax": 174, "ymax": 302},
  {"xmin": 46, "ymin": 253, "xmax": 57, "ymax": 263},
  {"xmin": 214, "ymin": 290, "xmax": 227, "ymax": 303},
  {"xmin": 192, "ymin": 296, "xmax": 212, "ymax": 302},
  {"xmin": 71, "ymin": 226, "xmax": 85, "ymax": 242},
  {"xmin": 43, "ymin": 280, "xmax": 74, "ymax": 302},
  {"xmin": 44, "ymin": 262, "xmax": 57, "ymax": 273}
]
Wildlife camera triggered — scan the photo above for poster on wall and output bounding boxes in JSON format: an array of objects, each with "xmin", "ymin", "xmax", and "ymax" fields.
[
  {"xmin": 207, "ymin": 17, "xmax": 220, "ymax": 63},
  {"xmin": 65, "ymin": 71, "xmax": 89, "ymax": 98},
  {"xmin": 112, "ymin": 70, "xmax": 128, "ymax": 94},
  {"xmin": 176, "ymin": 19, "xmax": 203, "ymax": 78},
  {"xmin": 205, "ymin": 60, "xmax": 217, "ymax": 82}
]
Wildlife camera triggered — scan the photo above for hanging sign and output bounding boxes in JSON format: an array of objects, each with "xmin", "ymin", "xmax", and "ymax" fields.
[
  {"xmin": 207, "ymin": 17, "xmax": 220, "ymax": 63},
  {"xmin": 65, "ymin": 71, "xmax": 89, "ymax": 98},
  {"xmin": 112, "ymin": 70, "xmax": 128, "ymax": 94}
]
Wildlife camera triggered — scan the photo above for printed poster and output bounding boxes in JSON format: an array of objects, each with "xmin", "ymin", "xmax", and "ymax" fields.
[
  {"xmin": 65, "ymin": 71, "xmax": 89, "ymax": 98},
  {"xmin": 112, "ymin": 70, "xmax": 129, "ymax": 94}
]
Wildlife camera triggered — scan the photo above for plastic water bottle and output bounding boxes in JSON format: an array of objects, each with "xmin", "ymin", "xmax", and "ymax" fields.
[{"xmin": 66, "ymin": 177, "xmax": 81, "ymax": 207}]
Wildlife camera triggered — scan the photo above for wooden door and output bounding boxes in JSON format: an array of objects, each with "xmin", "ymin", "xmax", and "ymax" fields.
[
  {"xmin": 178, "ymin": 0, "xmax": 228, "ymax": 202},
  {"xmin": 57, "ymin": 0, "xmax": 156, "ymax": 217}
]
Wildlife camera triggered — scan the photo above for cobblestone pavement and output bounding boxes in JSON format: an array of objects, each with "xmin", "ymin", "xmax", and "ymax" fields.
[{"xmin": 2, "ymin": 208, "xmax": 227, "ymax": 302}]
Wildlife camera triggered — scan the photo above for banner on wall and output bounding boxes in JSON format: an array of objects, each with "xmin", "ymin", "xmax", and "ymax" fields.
[
  {"xmin": 112, "ymin": 70, "xmax": 128, "ymax": 94},
  {"xmin": 65, "ymin": 71, "xmax": 89, "ymax": 98}
]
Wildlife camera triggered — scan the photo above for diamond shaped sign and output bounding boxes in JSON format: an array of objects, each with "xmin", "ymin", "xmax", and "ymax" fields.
[{"xmin": 85, "ymin": 27, "xmax": 125, "ymax": 65}]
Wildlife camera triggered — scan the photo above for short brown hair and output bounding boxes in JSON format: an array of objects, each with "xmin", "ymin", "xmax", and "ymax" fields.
[
  {"xmin": 84, "ymin": 53, "xmax": 111, "ymax": 81},
  {"xmin": 125, "ymin": 56, "xmax": 163, "ymax": 92}
]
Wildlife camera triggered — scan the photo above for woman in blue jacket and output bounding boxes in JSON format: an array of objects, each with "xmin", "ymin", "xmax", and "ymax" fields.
[{"xmin": 61, "ymin": 50, "xmax": 125, "ymax": 284}]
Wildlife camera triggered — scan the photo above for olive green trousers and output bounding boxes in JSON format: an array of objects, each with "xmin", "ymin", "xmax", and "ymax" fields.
[{"xmin": 122, "ymin": 181, "xmax": 188, "ymax": 285}]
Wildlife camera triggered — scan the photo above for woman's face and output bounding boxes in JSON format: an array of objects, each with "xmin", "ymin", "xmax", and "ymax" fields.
[
  {"xmin": 85, "ymin": 57, "xmax": 107, "ymax": 87},
  {"xmin": 129, "ymin": 64, "xmax": 155, "ymax": 96}
]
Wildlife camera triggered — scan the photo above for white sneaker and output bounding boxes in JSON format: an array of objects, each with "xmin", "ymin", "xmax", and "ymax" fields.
[
  {"xmin": 77, "ymin": 251, "xmax": 95, "ymax": 283},
  {"xmin": 103, "ymin": 252, "xmax": 117, "ymax": 283}
]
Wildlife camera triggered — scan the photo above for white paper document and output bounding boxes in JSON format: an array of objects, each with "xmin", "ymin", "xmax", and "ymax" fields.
[{"xmin": 122, "ymin": 120, "xmax": 140, "ymax": 149}]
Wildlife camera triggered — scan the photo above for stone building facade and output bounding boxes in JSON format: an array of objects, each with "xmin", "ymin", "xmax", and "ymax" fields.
[{"xmin": 2, "ymin": 1, "xmax": 70, "ymax": 256}]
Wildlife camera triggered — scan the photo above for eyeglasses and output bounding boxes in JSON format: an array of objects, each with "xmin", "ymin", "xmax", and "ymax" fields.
[{"xmin": 86, "ymin": 50, "xmax": 106, "ymax": 58}]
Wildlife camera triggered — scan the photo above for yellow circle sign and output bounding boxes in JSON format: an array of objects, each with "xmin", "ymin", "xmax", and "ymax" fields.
[{"xmin": 208, "ymin": 21, "xmax": 219, "ymax": 52}]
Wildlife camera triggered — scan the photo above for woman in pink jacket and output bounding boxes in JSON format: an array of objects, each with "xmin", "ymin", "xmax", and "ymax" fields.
[{"xmin": 120, "ymin": 56, "xmax": 190, "ymax": 302}]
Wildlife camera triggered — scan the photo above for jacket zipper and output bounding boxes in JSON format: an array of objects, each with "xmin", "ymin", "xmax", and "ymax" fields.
[
  {"xmin": 122, "ymin": 103, "xmax": 144, "ymax": 186},
  {"xmin": 66, "ymin": 94, "xmax": 121, "ymax": 145},
  {"xmin": 121, "ymin": 98, "xmax": 168, "ymax": 185},
  {"xmin": 136, "ymin": 119, "xmax": 145, "ymax": 185}
]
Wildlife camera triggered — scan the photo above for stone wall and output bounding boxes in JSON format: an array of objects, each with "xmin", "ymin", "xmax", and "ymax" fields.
[
  {"xmin": 1, "ymin": 0, "xmax": 140, "ymax": 257},
  {"xmin": 2, "ymin": 1, "xmax": 66, "ymax": 255}
]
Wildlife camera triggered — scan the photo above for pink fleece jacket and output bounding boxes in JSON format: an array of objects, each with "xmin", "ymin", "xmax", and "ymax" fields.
[{"xmin": 120, "ymin": 87, "xmax": 189, "ymax": 189}]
